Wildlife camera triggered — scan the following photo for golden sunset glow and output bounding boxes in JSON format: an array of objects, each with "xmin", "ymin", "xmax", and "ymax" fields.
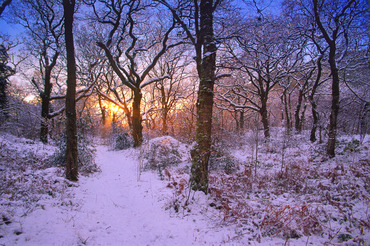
[{"xmin": 108, "ymin": 103, "xmax": 120, "ymax": 114}]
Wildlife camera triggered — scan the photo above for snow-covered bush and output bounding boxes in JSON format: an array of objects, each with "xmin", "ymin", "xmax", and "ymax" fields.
[
  {"xmin": 0, "ymin": 133, "xmax": 73, "ymax": 227},
  {"xmin": 209, "ymin": 142, "xmax": 239, "ymax": 174},
  {"xmin": 49, "ymin": 133, "xmax": 99, "ymax": 175},
  {"xmin": 142, "ymin": 136, "xmax": 182, "ymax": 176},
  {"xmin": 114, "ymin": 132, "xmax": 133, "ymax": 150}
]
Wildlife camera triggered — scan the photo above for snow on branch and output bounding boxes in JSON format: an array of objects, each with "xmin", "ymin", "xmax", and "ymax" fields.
[
  {"xmin": 140, "ymin": 75, "xmax": 170, "ymax": 89},
  {"xmin": 48, "ymin": 86, "xmax": 95, "ymax": 118},
  {"xmin": 96, "ymin": 87, "xmax": 128, "ymax": 110},
  {"xmin": 218, "ymin": 91, "xmax": 259, "ymax": 112},
  {"xmin": 215, "ymin": 73, "xmax": 232, "ymax": 80},
  {"xmin": 31, "ymin": 78, "xmax": 43, "ymax": 95}
]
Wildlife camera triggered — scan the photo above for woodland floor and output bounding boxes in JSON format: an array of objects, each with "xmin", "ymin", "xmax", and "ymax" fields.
[
  {"xmin": 1, "ymin": 145, "xmax": 241, "ymax": 245},
  {"xmin": 1, "ymin": 132, "xmax": 369, "ymax": 245}
]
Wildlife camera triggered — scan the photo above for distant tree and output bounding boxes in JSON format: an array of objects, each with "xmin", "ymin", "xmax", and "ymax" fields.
[
  {"xmin": 90, "ymin": 0, "xmax": 180, "ymax": 147},
  {"xmin": 10, "ymin": 0, "xmax": 64, "ymax": 143},
  {"xmin": 284, "ymin": 0, "xmax": 368, "ymax": 157},
  {"xmin": 63, "ymin": 0, "xmax": 78, "ymax": 181},
  {"xmin": 148, "ymin": 48, "xmax": 192, "ymax": 135},
  {"xmin": 220, "ymin": 17, "xmax": 298, "ymax": 138}
]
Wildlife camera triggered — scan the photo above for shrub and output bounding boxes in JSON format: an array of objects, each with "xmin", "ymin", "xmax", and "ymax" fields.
[
  {"xmin": 143, "ymin": 136, "xmax": 182, "ymax": 177},
  {"xmin": 49, "ymin": 133, "xmax": 99, "ymax": 175},
  {"xmin": 209, "ymin": 142, "xmax": 239, "ymax": 174},
  {"xmin": 114, "ymin": 132, "xmax": 133, "ymax": 150},
  {"xmin": 343, "ymin": 138, "xmax": 361, "ymax": 153}
]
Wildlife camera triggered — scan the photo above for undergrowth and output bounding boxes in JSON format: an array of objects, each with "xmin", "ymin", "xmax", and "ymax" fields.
[
  {"xmin": 0, "ymin": 133, "xmax": 76, "ymax": 231},
  {"xmin": 162, "ymin": 132, "xmax": 370, "ymax": 244}
]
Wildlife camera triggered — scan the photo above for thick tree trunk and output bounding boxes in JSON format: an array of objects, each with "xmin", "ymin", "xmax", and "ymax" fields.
[
  {"xmin": 309, "ymin": 55, "xmax": 323, "ymax": 142},
  {"xmin": 63, "ymin": 0, "xmax": 78, "ymax": 181},
  {"xmin": 132, "ymin": 89, "xmax": 143, "ymax": 147},
  {"xmin": 240, "ymin": 110, "xmax": 244, "ymax": 132},
  {"xmin": 162, "ymin": 110, "xmax": 168, "ymax": 135},
  {"xmin": 190, "ymin": 0, "xmax": 217, "ymax": 194},
  {"xmin": 326, "ymin": 47, "xmax": 340, "ymax": 158},
  {"xmin": 98, "ymin": 95, "xmax": 106, "ymax": 125},
  {"xmin": 0, "ymin": 77, "xmax": 8, "ymax": 120},
  {"xmin": 260, "ymin": 101, "xmax": 270, "ymax": 138},
  {"xmin": 40, "ymin": 69, "xmax": 52, "ymax": 143},
  {"xmin": 40, "ymin": 98, "xmax": 49, "ymax": 143}
]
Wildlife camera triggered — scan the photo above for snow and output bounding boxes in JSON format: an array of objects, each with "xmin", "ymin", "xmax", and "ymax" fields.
[
  {"xmin": 0, "ymin": 143, "xmax": 237, "ymax": 245},
  {"xmin": 1, "ymin": 132, "xmax": 369, "ymax": 245}
]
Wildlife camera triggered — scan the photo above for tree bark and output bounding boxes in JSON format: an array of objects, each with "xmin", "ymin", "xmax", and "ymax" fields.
[
  {"xmin": 239, "ymin": 110, "xmax": 244, "ymax": 132},
  {"xmin": 98, "ymin": 95, "xmax": 106, "ymax": 125},
  {"xmin": 295, "ymin": 89, "xmax": 303, "ymax": 132},
  {"xmin": 260, "ymin": 98, "xmax": 270, "ymax": 138},
  {"xmin": 132, "ymin": 89, "xmax": 143, "ymax": 147},
  {"xmin": 63, "ymin": 0, "xmax": 78, "ymax": 181},
  {"xmin": 160, "ymin": 85, "xmax": 168, "ymax": 135},
  {"xmin": 282, "ymin": 90, "xmax": 291, "ymax": 132},
  {"xmin": 190, "ymin": 0, "xmax": 217, "ymax": 194},
  {"xmin": 40, "ymin": 94, "xmax": 50, "ymax": 143},
  {"xmin": 326, "ymin": 46, "xmax": 340, "ymax": 157},
  {"xmin": 309, "ymin": 55, "xmax": 323, "ymax": 142},
  {"xmin": 39, "ymin": 53, "xmax": 58, "ymax": 143}
]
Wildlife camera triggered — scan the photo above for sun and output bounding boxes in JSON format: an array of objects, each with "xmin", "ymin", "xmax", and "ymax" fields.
[{"xmin": 109, "ymin": 103, "xmax": 120, "ymax": 114}]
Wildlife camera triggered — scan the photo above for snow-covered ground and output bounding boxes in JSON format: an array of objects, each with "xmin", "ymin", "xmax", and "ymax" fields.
[
  {"xmin": 1, "ymin": 132, "xmax": 369, "ymax": 245},
  {"xmin": 0, "ymin": 138, "xmax": 243, "ymax": 245}
]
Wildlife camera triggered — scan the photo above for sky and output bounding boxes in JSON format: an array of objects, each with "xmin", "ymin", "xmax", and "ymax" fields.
[{"xmin": 0, "ymin": 0, "xmax": 283, "ymax": 37}]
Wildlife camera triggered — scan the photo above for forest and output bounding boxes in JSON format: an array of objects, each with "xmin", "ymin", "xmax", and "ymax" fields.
[{"xmin": 0, "ymin": 0, "xmax": 369, "ymax": 245}]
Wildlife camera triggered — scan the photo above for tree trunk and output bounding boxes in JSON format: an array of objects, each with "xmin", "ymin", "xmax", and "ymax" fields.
[
  {"xmin": 240, "ymin": 110, "xmax": 244, "ymax": 132},
  {"xmin": 132, "ymin": 89, "xmax": 143, "ymax": 147},
  {"xmin": 98, "ymin": 95, "xmax": 106, "ymax": 125},
  {"xmin": 0, "ymin": 75, "xmax": 8, "ymax": 120},
  {"xmin": 326, "ymin": 46, "xmax": 340, "ymax": 158},
  {"xmin": 282, "ymin": 91, "xmax": 291, "ymax": 132},
  {"xmin": 309, "ymin": 55, "xmax": 323, "ymax": 142},
  {"xmin": 260, "ymin": 100, "xmax": 270, "ymax": 138},
  {"xmin": 300, "ymin": 100, "xmax": 307, "ymax": 131},
  {"xmin": 160, "ymin": 85, "xmax": 168, "ymax": 135},
  {"xmin": 40, "ymin": 69, "xmax": 53, "ymax": 144},
  {"xmin": 63, "ymin": 0, "xmax": 78, "ymax": 181},
  {"xmin": 190, "ymin": 0, "xmax": 217, "ymax": 194},
  {"xmin": 310, "ymin": 101, "xmax": 318, "ymax": 142},
  {"xmin": 295, "ymin": 89, "xmax": 303, "ymax": 133},
  {"xmin": 40, "ymin": 97, "xmax": 49, "ymax": 143}
]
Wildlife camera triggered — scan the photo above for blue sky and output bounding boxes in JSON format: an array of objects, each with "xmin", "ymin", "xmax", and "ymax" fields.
[{"xmin": 0, "ymin": 0, "xmax": 283, "ymax": 40}]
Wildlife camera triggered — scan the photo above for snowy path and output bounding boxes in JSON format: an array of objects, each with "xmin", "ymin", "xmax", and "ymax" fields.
[{"xmin": 6, "ymin": 146, "xmax": 235, "ymax": 246}]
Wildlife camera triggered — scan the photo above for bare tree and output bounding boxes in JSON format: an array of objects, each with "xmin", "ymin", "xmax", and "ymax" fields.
[
  {"xmin": 10, "ymin": 0, "xmax": 64, "ymax": 143},
  {"xmin": 284, "ymin": 0, "xmax": 367, "ymax": 156},
  {"xmin": 147, "ymin": 47, "xmax": 192, "ymax": 135},
  {"xmin": 0, "ymin": 43, "xmax": 14, "ymax": 120},
  {"xmin": 220, "ymin": 17, "xmax": 298, "ymax": 138},
  {"xmin": 89, "ymin": 0, "xmax": 180, "ymax": 147}
]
